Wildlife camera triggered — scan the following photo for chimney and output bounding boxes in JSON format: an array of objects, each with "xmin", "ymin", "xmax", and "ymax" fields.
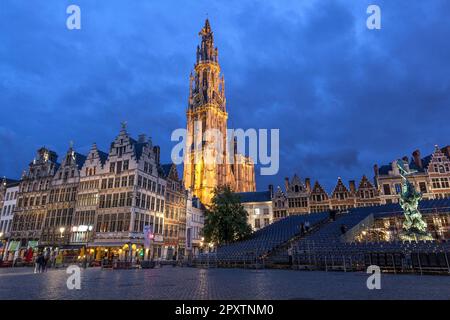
[
  {"xmin": 402, "ymin": 156, "xmax": 409, "ymax": 164},
  {"xmin": 373, "ymin": 165, "xmax": 379, "ymax": 188},
  {"xmin": 305, "ymin": 178, "xmax": 311, "ymax": 191},
  {"xmin": 412, "ymin": 150, "xmax": 422, "ymax": 169},
  {"xmin": 138, "ymin": 134, "xmax": 146, "ymax": 143},
  {"xmin": 349, "ymin": 180, "xmax": 356, "ymax": 193},
  {"xmin": 153, "ymin": 146, "xmax": 160, "ymax": 165},
  {"xmin": 268, "ymin": 184, "xmax": 274, "ymax": 198},
  {"xmin": 284, "ymin": 177, "xmax": 289, "ymax": 191}
]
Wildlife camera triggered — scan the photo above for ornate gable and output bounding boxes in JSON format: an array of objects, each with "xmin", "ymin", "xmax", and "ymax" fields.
[
  {"xmin": 357, "ymin": 175, "xmax": 375, "ymax": 191},
  {"xmin": 331, "ymin": 177, "xmax": 349, "ymax": 196},
  {"xmin": 427, "ymin": 145, "xmax": 450, "ymax": 174},
  {"xmin": 311, "ymin": 181, "xmax": 328, "ymax": 196},
  {"xmin": 287, "ymin": 174, "xmax": 307, "ymax": 194}
]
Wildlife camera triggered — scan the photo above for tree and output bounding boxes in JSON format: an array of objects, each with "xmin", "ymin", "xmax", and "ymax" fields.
[{"xmin": 203, "ymin": 185, "xmax": 252, "ymax": 246}]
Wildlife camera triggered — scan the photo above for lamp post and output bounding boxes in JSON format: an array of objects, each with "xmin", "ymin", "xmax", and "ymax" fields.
[{"xmin": 59, "ymin": 227, "xmax": 65, "ymax": 238}]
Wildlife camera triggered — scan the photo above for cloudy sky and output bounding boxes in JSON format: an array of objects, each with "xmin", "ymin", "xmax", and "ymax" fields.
[{"xmin": 1, "ymin": 0, "xmax": 450, "ymax": 193}]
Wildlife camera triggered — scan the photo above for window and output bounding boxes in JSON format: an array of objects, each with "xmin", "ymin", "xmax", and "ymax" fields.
[
  {"xmin": 110, "ymin": 162, "xmax": 115, "ymax": 173},
  {"xmin": 112, "ymin": 194, "xmax": 119, "ymax": 207},
  {"xmin": 116, "ymin": 161, "xmax": 122, "ymax": 174},
  {"xmin": 254, "ymin": 208, "xmax": 260, "ymax": 215},
  {"xmin": 128, "ymin": 175, "xmax": 135, "ymax": 186},
  {"xmin": 419, "ymin": 182, "xmax": 427, "ymax": 193},
  {"xmin": 99, "ymin": 194, "xmax": 105, "ymax": 208},
  {"xmin": 126, "ymin": 192, "xmax": 133, "ymax": 206},
  {"xmin": 395, "ymin": 184, "xmax": 401, "ymax": 194},
  {"xmin": 383, "ymin": 184, "xmax": 391, "ymax": 195},
  {"xmin": 123, "ymin": 160, "xmax": 129, "ymax": 171},
  {"xmin": 106, "ymin": 194, "xmax": 112, "ymax": 208},
  {"xmin": 254, "ymin": 219, "xmax": 260, "ymax": 229},
  {"xmin": 119, "ymin": 192, "xmax": 126, "ymax": 207}
]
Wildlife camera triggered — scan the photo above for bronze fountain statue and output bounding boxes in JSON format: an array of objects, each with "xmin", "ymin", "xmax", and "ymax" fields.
[{"xmin": 396, "ymin": 160, "xmax": 433, "ymax": 241}]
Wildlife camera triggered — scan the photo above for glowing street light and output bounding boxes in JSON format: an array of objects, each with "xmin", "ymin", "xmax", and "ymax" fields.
[{"xmin": 59, "ymin": 227, "xmax": 65, "ymax": 238}]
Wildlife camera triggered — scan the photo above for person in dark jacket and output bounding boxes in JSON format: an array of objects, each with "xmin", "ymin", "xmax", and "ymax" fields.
[{"xmin": 299, "ymin": 222, "xmax": 305, "ymax": 235}]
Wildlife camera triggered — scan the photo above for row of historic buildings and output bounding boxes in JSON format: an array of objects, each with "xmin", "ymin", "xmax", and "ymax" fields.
[
  {"xmin": 237, "ymin": 145, "xmax": 450, "ymax": 231},
  {"xmin": 0, "ymin": 126, "xmax": 205, "ymax": 262}
]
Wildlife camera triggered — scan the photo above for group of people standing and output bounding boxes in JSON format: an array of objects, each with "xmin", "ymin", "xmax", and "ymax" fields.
[{"xmin": 34, "ymin": 249, "xmax": 51, "ymax": 273}]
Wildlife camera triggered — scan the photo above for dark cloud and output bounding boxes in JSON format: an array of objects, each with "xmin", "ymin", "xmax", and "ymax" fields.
[{"xmin": 1, "ymin": 0, "xmax": 450, "ymax": 194}]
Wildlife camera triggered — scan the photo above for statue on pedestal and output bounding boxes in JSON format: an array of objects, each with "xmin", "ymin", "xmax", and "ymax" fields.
[{"xmin": 396, "ymin": 160, "xmax": 433, "ymax": 241}]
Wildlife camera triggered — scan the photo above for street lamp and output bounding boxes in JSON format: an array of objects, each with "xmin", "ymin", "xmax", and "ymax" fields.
[
  {"xmin": 59, "ymin": 227, "xmax": 65, "ymax": 238},
  {"xmin": 0, "ymin": 232, "xmax": 3, "ymax": 239}
]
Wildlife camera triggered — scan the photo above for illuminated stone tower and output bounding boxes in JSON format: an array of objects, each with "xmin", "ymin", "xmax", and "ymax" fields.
[{"xmin": 183, "ymin": 19, "xmax": 255, "ymax": 205}]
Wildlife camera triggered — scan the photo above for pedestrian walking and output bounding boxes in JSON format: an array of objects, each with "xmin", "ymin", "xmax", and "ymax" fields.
[
  {"xmin": 43, "ymin": 249, "xmax": 50, "ymax": 272},
  {"xmin": 299, "ymin": 222, "xmax": 305, "ymax": 235},
  {"xmin": 287, "ymin": 246, "xmax": 293, "ymax": 266},
  {"xmin": 34, "ymin": 254, "xmax": 40, "ymax": 273},
  {"xmin": 172, "ymin": 252, "xmax": 177, "ymax": 267}
]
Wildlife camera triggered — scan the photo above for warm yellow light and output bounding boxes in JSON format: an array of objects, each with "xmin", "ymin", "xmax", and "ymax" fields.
[
  {"xmin": 131, "ymin": 244, "xmax": 137, "ymax": 250},
  {"xmin": 59, "ymin": 227, "xmax": 65, "ymax": 234}
]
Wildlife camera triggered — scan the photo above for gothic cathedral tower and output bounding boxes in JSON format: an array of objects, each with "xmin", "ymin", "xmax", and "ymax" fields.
[{"xmin": 183, "ymin": 19, "xmax": 256, "ymax": 205}]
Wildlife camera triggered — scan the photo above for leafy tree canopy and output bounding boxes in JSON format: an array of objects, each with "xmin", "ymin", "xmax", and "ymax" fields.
[{"xmin": 203, "ymin": 185, "xmax": 252, "ymax": 246}]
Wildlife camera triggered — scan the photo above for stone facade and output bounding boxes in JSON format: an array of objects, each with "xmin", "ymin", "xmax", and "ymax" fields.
[
  {"xmin": 161, "ymin": 163, "xmax": 187, "ymax": 259},
  {"xmin": 40, "ymin": 145, "xmax": 86, "ymax": 248},
  {"xmin": 91, "ymin": 125, "xmax": 166, "ymax": 260},
  {"xmin": 183, "ymin": 19, "xmax": 255, "ymax": 205},
  {"xmin": 375, "ymin": 145, "xmax": 450, "ymax": 204},
  {"xmin": 236, "ymin": 190, "xmax": 274, "ymax": 231},
  {"xmin": 271, "ymin": 175, "xmax": 382, "ymax": 221},
  {"xmin": 11, "ymin": 148, "xmax": 58, "ymax": 248},
  {"xmin": 0, "ymin": 179, "xmax": 19, "ymax": 259},
  {"xmin": 71, "ymin": 143, "xmax": 107, "ymax": 245},
  {"xmin": 186, "ymin": 192, "xmax": 205, "ymax": 257}
]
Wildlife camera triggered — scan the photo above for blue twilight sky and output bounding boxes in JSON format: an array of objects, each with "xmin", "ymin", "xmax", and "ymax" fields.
[{"xmin": 1, "ymin": 0, "xmax": 450, "ymax": 193}]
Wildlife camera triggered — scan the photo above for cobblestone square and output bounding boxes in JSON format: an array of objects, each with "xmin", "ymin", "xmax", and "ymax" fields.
[{"xmin": 0, "ymin": 267, "xmax": 449, "ymax": 300}]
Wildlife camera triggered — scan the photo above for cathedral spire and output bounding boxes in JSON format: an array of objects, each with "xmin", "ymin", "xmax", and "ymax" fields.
[{"xmin": 197, "ymin": 18, "xmax": 218, "ymax": 64}]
